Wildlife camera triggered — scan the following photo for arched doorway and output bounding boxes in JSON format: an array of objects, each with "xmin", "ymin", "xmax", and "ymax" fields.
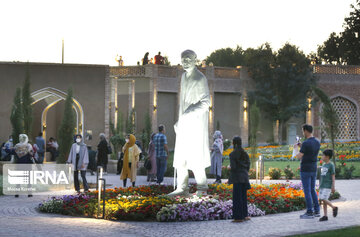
[{"xmin": 31, "ymin": 87, "xmax": 84, "ymax": 161}]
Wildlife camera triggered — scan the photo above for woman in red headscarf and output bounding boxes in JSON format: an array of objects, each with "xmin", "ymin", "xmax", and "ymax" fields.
[{"xmin": 120, "ymin": 134, "xmax": 141, "ymax": 187}]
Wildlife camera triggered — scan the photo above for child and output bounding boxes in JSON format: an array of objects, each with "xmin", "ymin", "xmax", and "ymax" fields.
[{"xmin": 319, "ymin": 149, "xmax": 338, "ymax": 221}]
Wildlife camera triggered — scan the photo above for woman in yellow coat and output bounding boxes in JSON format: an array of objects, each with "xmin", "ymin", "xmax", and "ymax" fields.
[{"xmin": 120, "ymin": 134, "xmax": 141, "ymax": 187}]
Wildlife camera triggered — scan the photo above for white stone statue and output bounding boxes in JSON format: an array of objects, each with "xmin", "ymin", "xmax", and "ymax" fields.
[{"xmin": 168, "ymin": 50, "xmax": 211, "ymax": 197}]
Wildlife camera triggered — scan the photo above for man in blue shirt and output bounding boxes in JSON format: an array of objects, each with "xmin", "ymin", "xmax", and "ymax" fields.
[
  {"xmin": 296, "ymin": 124, "xmax": 321, "ymax": 219},
  {"xmin": 35, "ymin": 132, "xmax": 45, "ymax": 163},
  {"xmin": 153, "ymin": 124, "xmax": 169, "ymax": 184}
]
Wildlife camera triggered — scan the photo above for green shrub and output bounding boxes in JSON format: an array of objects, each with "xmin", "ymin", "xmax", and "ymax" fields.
[
  {"xmin": 343, "ymin": 165, "xmax": 356, "ymax": 179},
  {"xmin": 283, "ymin": 165, "xmax": 294, "ymax": 180},
  {"xmin": 268, "ymin": 167, "xmax": 282, "ymax": 180},
  {"xmin": 249, "ymin": 168, "xmax": 256, "ymax": 179}
]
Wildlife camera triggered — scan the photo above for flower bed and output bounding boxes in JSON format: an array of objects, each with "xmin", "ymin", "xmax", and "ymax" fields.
[{"xmin": 38, "ymin": 183, "xmax": 317, "ymax": 221}]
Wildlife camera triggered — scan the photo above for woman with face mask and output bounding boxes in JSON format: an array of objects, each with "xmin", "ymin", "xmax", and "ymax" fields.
[
  {"xmin": 67, "ymin": 134, "xmax": 89, "ymax": 194},
  {"xmin": 120, "ymin": 134, "xmax": 141, "ymax": 187}
]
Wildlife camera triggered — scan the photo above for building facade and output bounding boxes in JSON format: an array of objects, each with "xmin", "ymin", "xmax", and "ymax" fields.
[{"xmin": 1, "ymin": 62, "xmax": 359, "ymax": 156}]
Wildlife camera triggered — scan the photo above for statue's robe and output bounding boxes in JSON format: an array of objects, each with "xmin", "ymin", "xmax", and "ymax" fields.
[{"xmin": 173, "ymin": 68, "xmax": 211, "ymax": 170}]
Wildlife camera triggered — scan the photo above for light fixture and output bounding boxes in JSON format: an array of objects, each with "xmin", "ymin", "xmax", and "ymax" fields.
[
  {"xmin": 153, "ymin": 105, "xmax": 157, "ymax": 111},
  {"xmin": 243, "ymin": 99, "xmax": 248, "ymax": 112},
  {"xmin": 209, "ymin": 106, "xmax": 213, "ymax": 111}
]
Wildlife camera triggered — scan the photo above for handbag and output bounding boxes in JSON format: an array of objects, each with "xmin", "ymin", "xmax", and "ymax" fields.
[{"xmin": 144, "ymin": 158, "xmax": 152, "ymax": 170}]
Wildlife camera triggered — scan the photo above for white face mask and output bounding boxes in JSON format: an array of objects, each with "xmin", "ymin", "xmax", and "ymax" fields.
[
  {"xmin": 125, "ymin": 139, "xmax": 129, "ymax": 143},
  {"xmin": 76, "ymin": 138, "xmax": 81, "ymax": 143}
]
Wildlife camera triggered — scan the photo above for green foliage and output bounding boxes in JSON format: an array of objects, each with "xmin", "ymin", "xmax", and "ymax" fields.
[
  {"xmin": 10, "ymin": 88, "xmax": 24, "ymax": 144},
  {"xmin": 268, "ymin": 167, "xmax": 282, "ymax": 179},
  {"xmin": 163, "ymin": 56, "xmax": 171, "ymax": 66},
  {"xmin": 57, "ymin": 88, "xmax": 76, "ymax": 163},
  {"xmin": 249, "ymin": 103, "xmax": 260, "ymax": 168},
  {"xmin": 22, "ymin": 65, "xmax": 33, "ymax": 137},
  {"xmin": 126, "ymin": 109, "xmax": 136, "ymax": 135},
  {"xmin": 312, "ymin": 87, "xmax": 339, "ymax": 165},
  {"xmin": 205, "ymin": 46, "xmax": 245, "ymax": 67},
  {"xmin": 110, "ymin": 134, "xmax": 126, "ymax": 156},
  {"xmin": 223, "ymin": 139, "xmax": 231, "ymax": 151},
  {"xmin": 343, "ymin": 165, "xmax": 356, "ymax": 179},
  {"xmin": 142, "ymin": 112, "xmax": 152, "ymax": 152},
  {"xmin": 110, "ymin": 108, "xmax": 125, "ymax": 157},
  {"xmin": 318, "ymin": 1, "xmax": 360, "ymax": 64},
  {"xmin": 283, "ymin": 165, "xmax": 295, "ymax": 180},
  {"xmin": 247, "ymin": 43, "xmax": 315, "ymax": 143}
]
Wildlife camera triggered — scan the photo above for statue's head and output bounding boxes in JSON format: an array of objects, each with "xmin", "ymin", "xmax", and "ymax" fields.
[{"xmin": 181, "ymin": 50, "xmax": 197, "ymax": 72}]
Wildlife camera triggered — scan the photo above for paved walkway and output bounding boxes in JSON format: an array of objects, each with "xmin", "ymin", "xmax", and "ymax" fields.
[{"xmin": 0, "ymin": 175, "xmax": 359, "ymax": 237}]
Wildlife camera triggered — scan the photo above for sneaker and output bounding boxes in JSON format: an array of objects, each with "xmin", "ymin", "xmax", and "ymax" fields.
[
  {"xmin": 14, "ymin": 195, "xmax": 19, "ymax": 198},
  {"xmin": 300, "ymin": 212, "xmax": 314, "ymax": 219},
  {"xmin": 314, "ymin": 211, "xmax": 321, "ymax": 217},
  {"xmin": 28, "ymin": 194, "xmax": 33, "ymax": 197},
  {"xmin": 333, "ymin": 207, "xmax": 338, "ymax": 217},
  {"xmin": 319, "ymin": 216, "xmax": 328, "ymax": 222}
]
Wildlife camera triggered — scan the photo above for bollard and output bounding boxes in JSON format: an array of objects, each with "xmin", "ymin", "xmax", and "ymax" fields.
[
  {"xmin": 98, "ymin": 178, "xmax": 106, "ymax": 219},
  {"xmin": 96, "ymin": 166, "xmax": 103, "ymax": 191}
]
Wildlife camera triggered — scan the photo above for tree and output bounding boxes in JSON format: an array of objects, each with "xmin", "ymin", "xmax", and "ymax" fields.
[
  {"xmin": 318, "ymin": 1, "xmax": 360, "ymax": 64},
  {"xmin": 205, "ymin": 46, "xmax": 245, "ymax": 67},
  {"xmin": 126, "ymin": 109, "xmax": 136, "ymax": 135},
  {"xmin": 57, "ymin": 88, "xmax": 76, "ymax": 164},
  {"xmin": 249, "ymin": 103, "xmax": 260, "ymax": 168},
  {"xmin": 10, "ymin": 88, "xmax": 24, "ymax": 144},
  {"xmin": 312, "ymin": 87, "xmax": 339, "ymax": 166},
  {"xmin": 246, "ymin": 43, "xmax": 315, "ymax": 143},
  {"xmin": 110, "ymin": 109, "xmax": 125, "ymax": 156},
  {"xmin": 22, "ymin": 64, "xmax": 33, "ymax": 136},
  {"xmin": 142, "ymin": 112, "xmax": 152, "ymax": 152}
]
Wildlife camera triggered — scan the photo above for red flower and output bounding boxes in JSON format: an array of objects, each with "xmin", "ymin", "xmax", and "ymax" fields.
[{"xmin": 343, "ymin": 163, "xmax": 346, "ymax": 166}]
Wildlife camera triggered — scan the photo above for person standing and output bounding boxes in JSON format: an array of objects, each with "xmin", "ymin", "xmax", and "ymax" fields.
[
  {"xmin": 87, "ymin": 146, "xmax": 97, "ymax": 175},
  {"xmin": 153, "ymin": 125, "xmax": 169, "ymax": 185},
  {"xmin": 120, "ymin": 134, "xmax": 141, "ymax": 187},
  {"xmin": 67, "ymin": 134, "xmax": 89, "ymax": 194},
  {"xmin": 142, "ymin": 52, "xmax": 149, "ymax": 65},
  {"xmin": 1, "ymin": 135, "xmax": 13, "ymax": 161},
  {"xmin": 154, "ymin": 52, "xmax": 164, "ymax": 65},
  {"xmin": 35, "ymin": 132, "xmax": 45, "ymax": 163},
  {"xmin": 296, "ymin": 124, "xmax": 321, "ymax": 219},
  {"xmin": 210, "ymin": 130, "xmax": 224, "ymax": 183},
  {"xmin": 229, "ymin": 136, "xmax": 251, "ymax": 223},
  {"xmin": 169, "ymin": 50, "xmax": 210, "ymax": 196},
  {"xmin": 147, "ymin": 133, "xmax": 157, "ymax": 182},
  {"xmin": 97, "ymin": 133, "xmax": 109, "ymax": 174},
  {"xmin": 319, "ymin": 149, "xmax": 338, "ymax": 221},
  {"xmin": 6, "ymin": 134, "xmax": 34, "ymax": 197}
]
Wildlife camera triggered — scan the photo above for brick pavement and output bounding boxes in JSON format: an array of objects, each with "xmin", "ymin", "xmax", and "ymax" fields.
[{"xmin": 0, "ymin": 175, "xmax": 359, "ymax": 237}]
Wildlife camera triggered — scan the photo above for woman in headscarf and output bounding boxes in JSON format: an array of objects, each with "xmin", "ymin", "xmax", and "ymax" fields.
[
  {"xmin": 210, "ymin": 130, "xmax": 224, "ymax": 184},
  {"xmin": 146, "ymin": 133, "xmax": 157, "ymax": 182},
  {"xmin": 6, "ymin": 134, "xmax": 34, "ymax": 197},
  {"xmin": 97, "ymin": 133, "xmax": 109, "ymax": 174},
  {"xmin": 6, "ymin": 134, "xmax": 34, "ymax": 164},
  {"xmin": 67, "ymin": 134, "xmax": 89, "ymax": 194},
  {"xmin": 120, "ymin": 134, "xmax": 141, "ymax": 187},
  {"xmin": 229, "ymin": 136, "xmax": 251, "ymax": 223}
]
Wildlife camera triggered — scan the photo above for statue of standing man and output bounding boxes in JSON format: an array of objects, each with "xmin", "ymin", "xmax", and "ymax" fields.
[{"xmin": 168, "ymin": 50, "xmax": 211, "ymax": 197}]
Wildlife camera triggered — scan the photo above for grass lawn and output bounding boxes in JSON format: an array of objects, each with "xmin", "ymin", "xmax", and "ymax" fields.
[{"xmin": 288, "ymin": 226, "xmax": 360, "ymax": 237}]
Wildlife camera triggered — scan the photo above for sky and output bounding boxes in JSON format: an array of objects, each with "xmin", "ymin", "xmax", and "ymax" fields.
[{"xmin": 0, "ymin": 0, "xmax": 356, "ymax": 66}]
